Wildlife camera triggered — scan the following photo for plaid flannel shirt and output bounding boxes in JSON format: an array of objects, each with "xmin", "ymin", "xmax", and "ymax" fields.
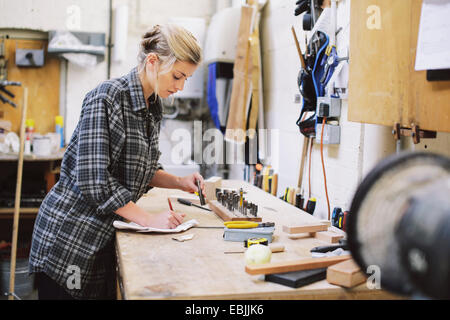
[{"xmin": 29, "ymin": 67, "xmax": 163, "ymax": 299}]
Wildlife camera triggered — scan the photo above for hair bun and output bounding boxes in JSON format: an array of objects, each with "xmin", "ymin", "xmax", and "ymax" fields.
[{"xmin": 142, "ymin": 24, "xmax": 161, "ymax": 40}]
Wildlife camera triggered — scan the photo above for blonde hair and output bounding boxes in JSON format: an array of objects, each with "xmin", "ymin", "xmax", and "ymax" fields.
[{"xmin": 138, "ymin": 24, "xmax": 202, "ymax": 98}]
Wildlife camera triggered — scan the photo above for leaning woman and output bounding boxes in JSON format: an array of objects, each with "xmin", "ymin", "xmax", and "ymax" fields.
[{"xmin": 29, "ymin": 24, "xmax": 205, "ymax": 300}]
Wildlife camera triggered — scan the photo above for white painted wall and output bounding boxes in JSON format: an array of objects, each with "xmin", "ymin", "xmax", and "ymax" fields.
[
  {"xmin": 0, "ymin": 0, "xmax": 215, "ymax": 160},
  {"xmin": 108, "ymin": 0, "xmax": 215, "ymax": 171},
  {"xmin": 0, "ymin": 0, "xmax": 109, "ymax": 143},
  {"xmin": 2, "ymin": 0, "xmax": 449, "ymax": 214},
  {"xmin": 260, "ymin": 0, "xmax": 450, "ymax": 220}
]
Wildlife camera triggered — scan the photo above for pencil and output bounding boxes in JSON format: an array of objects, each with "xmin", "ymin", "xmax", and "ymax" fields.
[{"xmin": 168, "ymin": 198, "xmax": 174, "ymax": 211}]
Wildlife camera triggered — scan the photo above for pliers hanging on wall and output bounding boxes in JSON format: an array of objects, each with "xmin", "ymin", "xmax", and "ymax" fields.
[
  {"xmin": 0, "ymin": 80, "xmax": 22, "ymax": 108},
  {"xmin": 319, "ymin": 45, "xmax": 349, "ymax": 92}
]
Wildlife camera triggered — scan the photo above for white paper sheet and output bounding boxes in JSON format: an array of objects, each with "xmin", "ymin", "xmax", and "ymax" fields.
[
  {"xmin": 415, "ymin": 0, "xmax": 450, "ymax": 71},
  {"xmin": 113, "ymin": 219, "xmax": 199, "ymax": 233}
]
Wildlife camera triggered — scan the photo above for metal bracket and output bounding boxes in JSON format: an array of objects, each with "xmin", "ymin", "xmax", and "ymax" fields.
[{"xmin": 392, "ymin": 123, "xmax": 437, "ymax": 144}]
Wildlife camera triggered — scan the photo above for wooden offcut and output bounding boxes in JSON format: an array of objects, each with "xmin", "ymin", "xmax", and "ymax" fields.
[
  {"xmin": 245, "ymin": 255, "xmax": 351, "ymax": 275},
  {"xmin": 282, "ymin": 223, "xmax": 328, "ymax": 234},
  {"xmin": 313, "ymin": 231, "xmax": 344, "ymax": 243},
  {"xmin": 204, "ymin": 176, "xmax": 222, "ymax": 202},
  {"xmin": 208, "ymin": 200, "xmax": 262, "ymax": 222},
  {"xmin": 326, "ymin": 259, "xmax": 367, "ymax": 288}
]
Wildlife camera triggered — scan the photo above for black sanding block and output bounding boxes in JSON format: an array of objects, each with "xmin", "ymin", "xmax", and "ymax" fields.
[{"xmin": 265, "ymin": 268, "xmax": 327, "ymax": 288}]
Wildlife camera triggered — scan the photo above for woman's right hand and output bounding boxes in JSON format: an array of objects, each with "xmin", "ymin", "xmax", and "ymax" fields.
[{"xmin": 143, "ymin": 210, "xmax": 185, "ymax": 229}]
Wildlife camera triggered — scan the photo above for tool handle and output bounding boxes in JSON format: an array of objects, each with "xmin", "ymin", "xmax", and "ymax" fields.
[
  {"xmin": 310, "ymin": 244, "xmax": 348, "ymax": 253},
  {"xmin": 196, "ymin": 179, "xmax": 206, "ymax": 205},
  {"xmin": 225, "ymin": 222, "xmax": 259, "ymax": 229},
  {"xmin": 177, "ymin": 198, "xmax": 192, "ymax": 206},
  {"xmin": 192, "ymin": 203, "xmax": 212, "ymax": 211}
]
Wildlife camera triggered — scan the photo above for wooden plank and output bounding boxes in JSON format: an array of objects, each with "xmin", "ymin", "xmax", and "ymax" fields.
[
  {"xmin": 208, "ymin": 200, "xmax": 262, "ymax": 222},
  {"xmin": 247, "ymin": 10, "xmax": 261, "ymax": 138},
  {"xmin": 245, "ymin": 255, "xmax": 351, "ymax": 275},
  {"xmin": 347, "ymin": 0, "xmax": 450, "ymax": 133},
  {"xmin": 313, "ymin": 231, "xmax": 344, "ymax": 243},
  {"xmin": 282, "ymin": 223, "xmax": 328, "ymax": 234},
  {"xmin": 326, "ymin": 259, "xmax": 367, "ymax": 288},
  {"xmin": 225, "ymin": 5, "xmax": 255, "ymax": 143}
]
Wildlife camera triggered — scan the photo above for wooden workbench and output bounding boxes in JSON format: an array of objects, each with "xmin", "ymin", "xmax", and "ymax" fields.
[{"xmin": 115, "ymin": 180, "xmax": 401, "ymax": 300}]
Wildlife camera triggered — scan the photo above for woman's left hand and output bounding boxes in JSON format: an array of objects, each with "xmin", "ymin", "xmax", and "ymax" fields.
[{"xmin": 178, "ymin": 172, "xmax": 206, "ymax": 196}]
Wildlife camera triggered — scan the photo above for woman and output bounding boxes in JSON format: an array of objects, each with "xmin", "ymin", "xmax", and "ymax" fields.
[{"xmin": 29, "ymin": 24, "xmax": 205, "ymax": 300}]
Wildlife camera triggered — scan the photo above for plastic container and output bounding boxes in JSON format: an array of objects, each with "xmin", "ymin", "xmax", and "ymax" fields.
[
  {"xmin": 33, "ymin": 134, "xmax": 51, "ymax": 156},
  {"xmin": 0, "ymin": 258, "xmax": 35, "ymax": 298}
]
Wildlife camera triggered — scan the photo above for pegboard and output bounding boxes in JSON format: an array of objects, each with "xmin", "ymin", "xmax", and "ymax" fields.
[{"xmin": 0, "ymin": 38, "xmax": 60, "ymax": 135}]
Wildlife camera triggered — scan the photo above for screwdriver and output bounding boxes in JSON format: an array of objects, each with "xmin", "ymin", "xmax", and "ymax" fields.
[
  {"xmin": 177, "ymin": 198, "xmax": 212, "ymax": 212},
  {"xmin": 196, "ymin": 179, "xmax": 206, "ymax": 205}
]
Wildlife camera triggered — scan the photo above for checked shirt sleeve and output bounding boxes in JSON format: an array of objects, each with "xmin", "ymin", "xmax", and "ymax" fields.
[{"xmin": 75, "ymin": 96, "xmax": 132, "ymax": 215}]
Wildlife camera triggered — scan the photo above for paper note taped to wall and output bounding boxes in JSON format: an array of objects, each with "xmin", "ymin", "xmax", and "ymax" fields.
[{"xmin": 415, "ymin": 0, "xmax": 450, "ymax": 71}]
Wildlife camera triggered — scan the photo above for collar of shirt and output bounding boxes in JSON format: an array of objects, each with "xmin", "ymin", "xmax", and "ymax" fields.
[{"xmin": 127, "ymin": 67, "xmax": 163, "ymax": 123}]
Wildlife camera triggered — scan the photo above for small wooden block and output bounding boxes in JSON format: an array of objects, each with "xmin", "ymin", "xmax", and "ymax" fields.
[
  {"xmin": 208, "ymin": 200, "xmax": 262, "ymax": 222},
  {"xmin": 204, "ymin": 176, "xmax": 222, "ymax": 202},
  {"xmin": 245, "ymin": 255, "xmax": 351, "ymax": 275},
  {"xmin": 313, "ymin": 231, "xmax": 344, "ymax": 243},
  {"xmin": 282, "ymin": 224, "xmax": 328, "ymax": 234},
  {"xmin": 326, "ymin": 259, "xmax": 367, "ymax": 288}
]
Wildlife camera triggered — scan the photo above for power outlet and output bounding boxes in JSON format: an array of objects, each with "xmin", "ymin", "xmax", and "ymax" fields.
[
  {"xmin": 315, "ymin": 123, "xmax": 340, "ymax": 144},
  {"xmin": 316, "ymin": 97, "xmax": 341, "ymax": 118}
]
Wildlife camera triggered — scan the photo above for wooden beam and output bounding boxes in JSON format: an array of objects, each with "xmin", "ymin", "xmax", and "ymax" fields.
[{"xmin": 245, "ymin": 255, "xmax": 351, "ymax": 275}]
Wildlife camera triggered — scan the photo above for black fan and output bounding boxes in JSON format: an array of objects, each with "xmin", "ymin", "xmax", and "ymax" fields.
[{"xmin": 348, "ymin": 152, "xmax": 450, "ymax": 299}]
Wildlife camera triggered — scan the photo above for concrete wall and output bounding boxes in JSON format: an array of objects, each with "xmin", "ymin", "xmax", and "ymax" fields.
[{"xmin": 260, "ymin": 0, "xmax": 450, "ymax": 220}]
